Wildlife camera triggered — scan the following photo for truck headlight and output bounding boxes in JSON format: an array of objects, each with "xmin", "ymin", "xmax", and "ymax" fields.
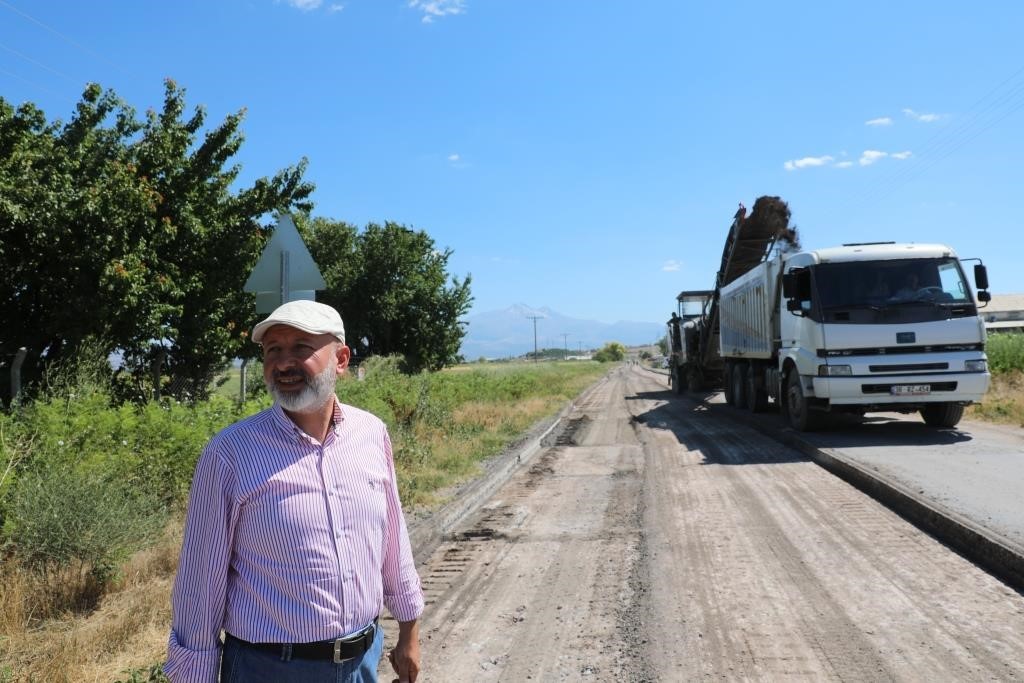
[
  {"xmin": 818, "ymin": 364, "xmax": 852, "ymax": 376},
  {"xmin": 964, "ymin": 359, "xmax": 988, "ymax": 372}
]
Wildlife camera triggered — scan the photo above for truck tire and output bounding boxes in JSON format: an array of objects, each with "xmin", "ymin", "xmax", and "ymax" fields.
[
  {"xmin": 785, "ymin": 370, "xmax": 823, "ymax": 432},
  {"xmin": 920, "ymin": 402, "xmax": 964, "ymax": 428},
  {"xmin": 723, "ymin": 363, "xmax": 735, "ymax": 406},
  {"xmin": 745, "ymin": 364, "xmax": 769, "ymax": 413},
  {"xmin": 670, "ymin": 367, "xmax": 680, "ymax": 394},
  {"xmin": 731, "ymin": 363, "xmax": 747, "ymax": 410},
  {"xmin": 687, "ymin": 367, "xmax": 704, "ymax": 392}
]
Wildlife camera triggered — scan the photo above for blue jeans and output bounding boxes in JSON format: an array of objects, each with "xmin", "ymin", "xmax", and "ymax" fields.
[{"xmin": 220, "ymin": 625, "xmax": 384, "ymax": 683}]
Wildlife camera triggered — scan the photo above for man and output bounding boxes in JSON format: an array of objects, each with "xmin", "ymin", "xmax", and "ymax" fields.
[{"xmin": 165, "ymin": 300, "xmax": 423, "ymax": 683}]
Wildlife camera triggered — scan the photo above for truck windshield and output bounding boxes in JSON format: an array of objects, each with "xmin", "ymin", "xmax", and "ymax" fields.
[{"xmin": 814, "ymin": 257, "xmax": 973, "ymax": 310}]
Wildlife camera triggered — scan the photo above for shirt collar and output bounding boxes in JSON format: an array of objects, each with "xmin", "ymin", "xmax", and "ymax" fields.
[{"xmin": 269, "ymin": 397, "xmax": 345, "ymax": 441}]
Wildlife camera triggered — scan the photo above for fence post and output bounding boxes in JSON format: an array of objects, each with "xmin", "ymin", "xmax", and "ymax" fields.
[
  {"xmin": 10, "ymin": 347, "xmax": 27, "ymax": 407},
  {"xmin": 239, "ymin": 358, "xmax": 248, "ymax": 404},
  {"xmin": 152, "ymin": 346, "xmax": 166, "ymax": 401}
]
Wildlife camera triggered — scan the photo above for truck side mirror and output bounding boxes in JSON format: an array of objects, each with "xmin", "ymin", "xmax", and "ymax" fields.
[
  {"xmin": 974, "ymin": 264, "xmax": 989, "ymax": 291},
  {"xmin": 977, "ymin": 290, "xmax": 991, "ymax": 303},
  {"xmin": 786, "ymin": 299, "xmax": 804, "ymax": 313}
]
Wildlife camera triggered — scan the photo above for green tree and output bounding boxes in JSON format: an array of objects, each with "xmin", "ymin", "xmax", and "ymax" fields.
[
  {"xmin": 307, "ymin": 220, "xmax": 472, "ymax": 373},
  {"xmin": 593, "ymin": 342, "xmax": 626, "ymax": 362},
  {"xmin": 0, "ymin": 81, "xmax": 313, "ymax": 404}
]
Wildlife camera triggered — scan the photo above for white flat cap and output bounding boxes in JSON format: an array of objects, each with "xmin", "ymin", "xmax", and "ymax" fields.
[{"xmin": 252, "ymin": 300, "xmax": 346, "ymax": 344}]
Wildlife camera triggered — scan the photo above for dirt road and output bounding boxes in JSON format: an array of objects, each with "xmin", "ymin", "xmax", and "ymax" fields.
[{"xmin": 403, "ymin": 365, "xmax": 1024, "ymax": 681}]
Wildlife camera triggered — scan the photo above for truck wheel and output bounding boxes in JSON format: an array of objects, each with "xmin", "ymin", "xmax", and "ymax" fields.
[
  {"xmin": 731, "ymin": 363, "xmax": 747, "ymax": 409},
  {"xmin": 670, "ymin": 367, "xmax": 683, "ymax": 395},
  {"xmin": 687, "ymin": 367, "xmax": 704, "ymax": 392},
  {"xmin": 723, "ymin": 363, "xmax": 735, "ymax": 406},
  {"xmin": 920, "ymin": 403, "xmax": 964, "ymax": 428},
  {"xmin": 745, "ymin": 364, "xmax": 769, "ymax": 413},
  {"xmin": 785, "ymin": 370, "xmax": 822, "ymax": 431}
]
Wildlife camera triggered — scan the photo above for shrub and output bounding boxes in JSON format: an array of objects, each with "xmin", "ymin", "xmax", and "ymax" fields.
[
  {"xmin": 3, "ymin": 459, "xmax": 166, "ymax": 611},
  {"xmin": 987, "ymin": 332, "xmax": 1024, "ymax": 375}
]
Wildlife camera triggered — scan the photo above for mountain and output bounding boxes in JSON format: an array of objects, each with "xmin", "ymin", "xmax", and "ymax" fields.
[{"xmin": 459, "ymin": 304, "xmax": 665, "ymax": 360}]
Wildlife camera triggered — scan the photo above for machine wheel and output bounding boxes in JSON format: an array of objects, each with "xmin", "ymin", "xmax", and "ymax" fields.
[
  {"xmin": 731, "ymin": 363, "xmax": 747, "ymax": 410},
  {"xmin": 687, "ymin": 366, "xmax": 704, "ymax": 392},
  {"xmin": 785, "ymin": 370, "xmax": 822, "ymax": 431},
  {"xmin": 723, "ymin": 363, "xmax": 735, "ymax": 406},
  {"xmin": 670, "ymin": 367, "xmax": 683, "ymax": 395},
  {"xmin": 745, "ymin": 364, "xmax": 769, "ymax": 413},
  {"xmin": 920, "ymin": 402, "xmax": 964, "ymax": 428}
]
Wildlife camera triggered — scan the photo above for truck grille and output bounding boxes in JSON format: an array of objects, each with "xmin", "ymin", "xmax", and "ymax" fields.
[{"xmin": 868, "ymin": 362, "xmax": 949, "ymax": 372}]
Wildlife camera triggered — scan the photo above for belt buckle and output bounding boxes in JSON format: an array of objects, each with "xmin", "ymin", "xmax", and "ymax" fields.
[{"xmin": 333, "ymin": 638, "xmax": 353, "ymax": 664}]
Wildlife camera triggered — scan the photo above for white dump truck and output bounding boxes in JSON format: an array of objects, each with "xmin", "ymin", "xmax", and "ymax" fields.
[{"xmin": 719, "ymin": 240, "xmax": 991, "ymax": 430}]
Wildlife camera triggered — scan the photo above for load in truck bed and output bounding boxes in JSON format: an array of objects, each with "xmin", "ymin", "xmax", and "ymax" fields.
[
  {"xmin": 717, "ymin": 196, "xmax": 794, "ymax": 289},
  {"xmin": 691, "ymin": 196, "xmax": 795, "ymax": 383}
]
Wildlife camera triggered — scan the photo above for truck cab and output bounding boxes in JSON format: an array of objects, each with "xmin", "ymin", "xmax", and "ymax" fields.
[{"xmin": 778, "ymin": 243, "xmax": 990, "ymax": 429}]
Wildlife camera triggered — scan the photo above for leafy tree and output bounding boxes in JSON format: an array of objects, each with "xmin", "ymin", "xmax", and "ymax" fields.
[
  {"xmin": 308, "ymin": 220, "xmax": 472, "ymax": 373},
  {"xmin": 593, "ymin": 342, "xmax": 626, "ymax": 362},
  {"xmin": 0, "ymin": 81, "xmax": 313, "ymax": 404}
]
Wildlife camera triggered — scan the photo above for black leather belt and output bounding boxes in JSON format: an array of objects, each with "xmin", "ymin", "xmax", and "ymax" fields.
[{"xmin": 227, "ymin": 619, "xmax": 377, "ymax": 663}]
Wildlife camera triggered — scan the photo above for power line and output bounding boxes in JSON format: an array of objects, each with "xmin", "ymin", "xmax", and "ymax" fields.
[
  {"xmin": 840, "ymin": 65, "xmax": 1024, "ymax": 214},
  {"xmin": 0, "ymin": 0, "xmax": 133, "ymax": 77}
]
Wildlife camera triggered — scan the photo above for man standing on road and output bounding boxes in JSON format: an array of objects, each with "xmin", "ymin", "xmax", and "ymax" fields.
[{"xmin": 164, "ymin": 300, "xmax": 424, "ymax": 683}]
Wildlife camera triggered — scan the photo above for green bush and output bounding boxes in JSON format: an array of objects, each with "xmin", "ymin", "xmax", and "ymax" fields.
[
  {"xmin": 4, "ymin": 459, "xmax": 166, "ymax": 597},
  {"xmin": 987, "ymin": 332, "xmax": 1024, "ymax": 375}
]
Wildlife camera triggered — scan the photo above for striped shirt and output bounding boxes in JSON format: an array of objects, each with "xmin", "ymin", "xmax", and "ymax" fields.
[{"xmin": 164, "ymin": 399, "xmax": 424, "ymax": 683}]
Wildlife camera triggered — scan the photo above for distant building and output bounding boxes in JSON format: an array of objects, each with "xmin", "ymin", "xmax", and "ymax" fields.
[{"xmin": 983, "ymin": 294, "xmax": 1024, "ymax": 333}]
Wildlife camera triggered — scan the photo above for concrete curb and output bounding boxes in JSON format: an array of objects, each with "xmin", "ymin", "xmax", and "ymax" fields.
[{"xmin": 405, "ymin": 372, "xmax": 611, "ymax": 561}]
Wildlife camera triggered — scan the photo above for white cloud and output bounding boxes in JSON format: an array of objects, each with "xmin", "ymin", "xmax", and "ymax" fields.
[
  {"xmin": 891, "ymin": 150, "xmax": 912, "ymax": 160},
  {"xmin": 286, "ymin": 0, "xmax": 322, "ymax": 10},
  {"xmin": 903, "ymin": 108, "xmax": 940, "ymax": 123},
  {"xmin": 328, "ymin": 3, "xmax": 344, "ymax": 12},
  {"xmin": 662, "ymin": 260, "xmax": 682, "ymax": 272},
  {"xmin": 783, "ymin": 155, "xmax": 834, "ymax": 171},
  {"xmin": 835, "ymin": 161, "xmax": 854, "ymax": 168},
  {"xmin": 865, "ymin": 117, "xmax": 893, "ymax": 126},
  {"xmin": 859, "ymin": 150, "xmax": 888, "ymax": 166},
  {"xmin": 447, "ymin": 153, "xmax": 460, "ymax": 162},
  {"xmin": 409, "ymin": 0, "xmax": 465, "ymax": 22}
]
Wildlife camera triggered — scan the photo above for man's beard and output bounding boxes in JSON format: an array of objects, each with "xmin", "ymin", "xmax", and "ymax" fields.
[{"xmin": 267, "ymin": 363, "xmax": 338, "ymax": 413}]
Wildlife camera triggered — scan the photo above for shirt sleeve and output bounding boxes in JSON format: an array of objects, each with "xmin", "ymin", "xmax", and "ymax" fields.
[
  {"xmin": 380, "ymin": 426, "xmax": 425, "ymax": 623},
  {"xmin": 164, "ymin": 440, "xmax": 239, "ymax": 683}
]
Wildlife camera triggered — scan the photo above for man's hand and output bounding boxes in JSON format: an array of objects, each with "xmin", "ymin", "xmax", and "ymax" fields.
[{"xmin": 388, "ymin": 618, "xmax": 420, "ymax": 683}]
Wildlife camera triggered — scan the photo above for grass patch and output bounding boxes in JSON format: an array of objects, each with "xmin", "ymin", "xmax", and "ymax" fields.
[{"xmin": 968, "ymin": 370, "xmax": 1024, "ymax": 427}]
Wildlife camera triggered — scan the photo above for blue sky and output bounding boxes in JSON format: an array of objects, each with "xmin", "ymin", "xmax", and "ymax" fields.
[{"xmin": 3, "ymin": 1, "xmax": 1023, "ymax": 325}]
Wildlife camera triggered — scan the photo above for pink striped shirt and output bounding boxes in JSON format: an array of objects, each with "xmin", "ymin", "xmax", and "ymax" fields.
[{"xmin": 164, "ymin": 399, "xmax": 423, "ymax": 683}]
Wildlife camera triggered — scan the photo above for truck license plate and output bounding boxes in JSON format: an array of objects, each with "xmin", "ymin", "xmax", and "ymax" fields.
[{"xmin": 891, "ymin": 384, "xmax": 931, "ymax": 396}]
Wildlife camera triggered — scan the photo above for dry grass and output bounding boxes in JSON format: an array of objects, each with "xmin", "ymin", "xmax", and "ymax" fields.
[
  {"xmin": 968, "ymin": 371, "xmax": 1024, "ymax": 427},
  {"xmin": 0, "ymin": 523, "xmax": 181, "ymax": 683}
]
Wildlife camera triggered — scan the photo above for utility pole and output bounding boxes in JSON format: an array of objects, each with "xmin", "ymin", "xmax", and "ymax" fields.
[
  {"xmin": 561, "ymin": 333, "xmax": 570, "ymax": 360},
  {"xmin": 527, "ymin": 315, "xmax": 542, "ymax": 362}
]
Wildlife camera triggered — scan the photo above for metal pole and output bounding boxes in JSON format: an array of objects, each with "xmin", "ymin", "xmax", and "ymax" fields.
[
  {"xmin": 280, "ymin": 250, "xmax": 291, "ymax": 305},
  {"xmin": 561, "ymin": 333, "xmax": 569, "ymax": 360},
  {"xmin": 10, "ymin": 347, "xmax": 27, "ymax": 406}
]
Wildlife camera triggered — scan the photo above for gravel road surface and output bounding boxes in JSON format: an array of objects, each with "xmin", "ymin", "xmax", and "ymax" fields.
[{"xmin": 393, "ymin": 365, "xmax": 1024, "ymax": 681}]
